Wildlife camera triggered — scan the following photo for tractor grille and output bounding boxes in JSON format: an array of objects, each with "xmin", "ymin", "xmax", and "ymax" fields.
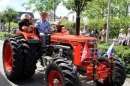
[
  {"xmin": 87, "ymin": 40, "xmax": 98, "ymax": 58},
  {"xmin": 81, "ymin": 40, "xmax": 98, "ymax": 60}
]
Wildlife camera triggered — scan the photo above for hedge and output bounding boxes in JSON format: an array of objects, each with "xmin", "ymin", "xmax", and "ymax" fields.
[
  {"xmin": 4, "ymin": 22, "xmax": 18, "ymax": 28},
  {"xmin": 0, "ymin": 32, "xmax": 14, "ymax": 40},
  {"xmin": 88, "ymin": 17, "xmax": 130, "ymax": 38},
  {"xmin": 61, "ymin": 20, "xmax": 84, "ymax": 28},
  {"xmin": 61, "ymin": 20, "xmax": 84, "ymax": 35},
  {"xmin": 98, "ymin": 43, "xmax": 130, "ymax": 77}
]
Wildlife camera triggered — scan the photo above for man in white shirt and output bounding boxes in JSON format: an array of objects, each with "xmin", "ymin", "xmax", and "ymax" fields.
[
  {"xmin": 118, "ymin": 29, "xmax": 126, "ymax": 45},
  {"xmin": 127, "ymin": 28, "xmax": 130, "ymax": 47}
]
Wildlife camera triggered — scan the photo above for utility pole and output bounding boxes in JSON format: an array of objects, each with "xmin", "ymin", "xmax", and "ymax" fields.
[
  {"xmin": 0, "ymin": 16, "xmax": 1, "ymax": 30},
  {"xmin": 106, "ymin": 0, "xmax": 111, "ymax": 45}
]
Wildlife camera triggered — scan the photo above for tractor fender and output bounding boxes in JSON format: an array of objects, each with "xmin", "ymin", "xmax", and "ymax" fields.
[{"xmin": 15, "ymin": 31, "xmax": 40, "ymax": 42}]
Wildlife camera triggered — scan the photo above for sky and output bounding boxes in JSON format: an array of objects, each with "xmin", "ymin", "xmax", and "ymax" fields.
[{"xmin": 0, "ymin": 0, "xmax": 70, "ymax": 18}]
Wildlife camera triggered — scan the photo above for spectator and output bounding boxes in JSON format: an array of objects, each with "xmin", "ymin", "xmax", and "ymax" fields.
[
  {"xmin": 83, "ymin": 25, "xmax": 89, "ymax": 35},
  {"xmin": 85, "ymin": 28, "xmax": 93, "ymax": 36},
  {"xmin": 92, "ymin": 29, "xmax": 99, "ymax": 39},
  {"xmin": 126, "ymin": 28, "xmax": 130, "ymax": 47},
  {"xmin": 2, "ymin": 26, "xmax": 6, "ymax": 32},
  {"xmin": 100, "ymin": 24, "xmax": 107, "ymax": 42},
  {"xmin": 16, "ymin": 27, "xmax": 19, "ymax": 32},
  {"xmin": 118, "ymin": 29, "xmax": 126, "ymax": 46},
  {"xmin": 99, "ymin": 29, "xmax": 102, "ymax": 41},
  {"xmin": 12, "ymin": 28, "xmax": 16, "ymax": 34},
  {"xmin": 80, "ymin": 27, "xmax": 85, "ymax": 36}
]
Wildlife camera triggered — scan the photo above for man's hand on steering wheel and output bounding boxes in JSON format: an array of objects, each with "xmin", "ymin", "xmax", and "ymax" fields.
[{"xmin": 44, "ymin": 24, "xmax": 56, "ymax": 34}]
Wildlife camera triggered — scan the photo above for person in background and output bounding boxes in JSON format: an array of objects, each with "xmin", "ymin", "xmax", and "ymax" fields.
[
  {"xmin": 12, "ymin": 27, "xmax": 16, "ymax": 34},
  {"xmin": 118, "ymin": 29, "xmax": 126, "ymax": 46},
  {"xmin": 80, "ymin": 27, "xmax": 85, "ymax": 36},
  {"xmin": 126, "ymin": 28, "xmax": 130, "ymax": 47},
  {"xmin": 99, "ymin": 29, "xmax": 102, "ymax": 41},
  {"xmin": 92, "ymin": 29, "xmax": 99, "ymax": 39},
  {"xmin": 85, "ymin": 28, "xmax": 93, "ymax": 36},
  {"xmin": 83, "ymin": 25, "xmax": 89, "ymax": 35},
  {"xmin": 100, "ymin": 24, "xmax": 107, "ymax": 42}
]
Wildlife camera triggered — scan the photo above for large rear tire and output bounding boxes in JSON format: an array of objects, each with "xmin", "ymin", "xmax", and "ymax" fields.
[
  {"xmin": 96, "ymin": 56, "xmax": 126, "ymax": 86},
  {"xmin": 19, "ymin": 36, "xmax": 39, "ymax": 78},
  {"xmin": 44, "ymin": 58, "xmax": 81, "ymax": 86},
  {"xmin": 3, "ymin": 37, "xmax": 24, "ymax": 80}
]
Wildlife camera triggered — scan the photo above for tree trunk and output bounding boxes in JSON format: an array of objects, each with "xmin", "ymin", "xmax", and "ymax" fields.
[
  {"xmin": 126, "ymin": 5, "xmax": 128, "ymax": 16},
  {"xmin": 8, "ymin": 22, "xmax": 10, "ymax": 33},
  {"xmin": 54, "ymin": 10, "xmax": 56, "ymax": 22}
]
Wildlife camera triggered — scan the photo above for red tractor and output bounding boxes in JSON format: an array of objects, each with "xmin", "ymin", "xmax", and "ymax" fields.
[
  {"xmin": 2, "ymin": 5, "xmax": 126, "ymax": 86},
  {"xmin": 2, "ymin": 21, "xmax": 126, "ymax": 86}
]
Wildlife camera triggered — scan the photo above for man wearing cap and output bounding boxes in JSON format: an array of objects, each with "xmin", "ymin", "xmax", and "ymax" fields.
[{"xmin": 35, "ymin": 12, "xmax": 53, "ymax": 48}]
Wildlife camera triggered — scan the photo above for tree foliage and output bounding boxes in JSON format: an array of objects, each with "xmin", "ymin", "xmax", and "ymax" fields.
[
  {"xmin": 83, "ymin": 0, "xmax": 130, "ymax": 19},
  {"xmin": 22, "ymin": 0, "xmax": 61, "ymax": 12},
  {"xmin": 2, "ymin": 7, "xmax": 18, "ymax": 33},
  {"xmin": 63, "ymin": 0, "xmax": 93, "ymax": 12},
  {"xmin": 22, "ymin": 0, "xmax": 61, "ymax": 21}
]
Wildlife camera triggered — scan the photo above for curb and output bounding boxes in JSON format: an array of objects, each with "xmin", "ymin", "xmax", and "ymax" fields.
[{"xmin": 126, "ymin": 78, "xmax": 130, "ymax": 83}]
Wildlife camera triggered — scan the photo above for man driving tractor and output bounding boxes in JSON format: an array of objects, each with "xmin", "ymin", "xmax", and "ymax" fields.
[{"xmin": 35, "ymin": 12, "xmax": 54, "ymax": 48}]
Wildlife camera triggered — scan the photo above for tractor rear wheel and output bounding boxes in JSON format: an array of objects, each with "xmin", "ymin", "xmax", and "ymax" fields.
[
  {"xmin": 44, "ymin": 58, "xmax": 81, "ymax": 86},
  {"xmin": 96, "ymin": 56, "xmax": 126, "ymax": 86},
  {"xmin": 19, "ymin": 36, "xmax": 39, "ymax": 78},
  {"xmin": 3, "ymin": 37, "xmax": 24, "ymax": 80}
]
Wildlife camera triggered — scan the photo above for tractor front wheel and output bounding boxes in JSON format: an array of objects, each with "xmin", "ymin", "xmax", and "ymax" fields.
[
  {"xmin": 96, "ymin": 56, "xmax": 126, "ymax": 86},
  {"xmin": 44, "ymin": 58, "xmax": 81, "ymax": 86}
]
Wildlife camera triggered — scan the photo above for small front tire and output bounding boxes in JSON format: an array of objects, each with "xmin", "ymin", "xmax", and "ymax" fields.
[{"xmin": 44, "ymin": 58, "xmax": 81, "ymax": 86}]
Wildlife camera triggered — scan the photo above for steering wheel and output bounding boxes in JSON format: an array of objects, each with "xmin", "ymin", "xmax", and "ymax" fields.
[{"xmin": 44, "ymin": 24, "xmax": 56, "ymax": 34}]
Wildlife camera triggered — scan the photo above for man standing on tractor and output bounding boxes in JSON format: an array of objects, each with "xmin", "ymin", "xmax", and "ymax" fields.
[{"xmin": 35, "ymin": 12, "xmax": 53, "ymax": 48}]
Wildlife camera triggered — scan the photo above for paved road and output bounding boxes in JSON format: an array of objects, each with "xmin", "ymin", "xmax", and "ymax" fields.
[{"xmin": 0, "ymin": 40, "xmax": 129, "ymax": 86}]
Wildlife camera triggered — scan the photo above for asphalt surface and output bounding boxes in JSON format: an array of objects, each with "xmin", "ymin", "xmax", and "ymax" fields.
[{"xmin": 0, "ymin": 40, "xmax": 129, "ymax": 86}]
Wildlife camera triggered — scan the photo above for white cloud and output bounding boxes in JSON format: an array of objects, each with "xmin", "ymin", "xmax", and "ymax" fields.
[
  {"xmin": 0, "ymin": 0, "xmax": 10, "ymax": 7},
  {"xmin": 56, "ymin": 3, "xmax": 70, "ymax": 17},
  {"xmin": 0, "ymin": 8, "xmax": 3, "ymax": 12}
]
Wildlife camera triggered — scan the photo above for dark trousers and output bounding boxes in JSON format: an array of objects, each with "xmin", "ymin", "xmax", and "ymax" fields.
[{"xmin": 39, "ymin": 33, "xmax": 46, "ymax": 48}]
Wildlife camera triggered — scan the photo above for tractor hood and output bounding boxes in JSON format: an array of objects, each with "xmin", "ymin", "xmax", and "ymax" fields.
[{"xmin": 51, "ymin": 34, "xmax": 97, "ymax": 43}]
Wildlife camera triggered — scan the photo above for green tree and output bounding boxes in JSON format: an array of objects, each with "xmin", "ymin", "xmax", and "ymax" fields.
[
  {"xmin": 2, "ymin": 7, "xmax": 18, "ymax": 33},
  {"xmin": 22, "ymin": 0, "xmax": 61, "ymax": 21},
  {"xmin": 83, "ymin": 0, "xmax": 130, "ymax": 19},
  {"xmin": 83, "ymin": 0, "xmax": 107, "ymax": 19},
  {"xmin": 63, "ymin": 0, "xmax": 93, "ymax": 12}
]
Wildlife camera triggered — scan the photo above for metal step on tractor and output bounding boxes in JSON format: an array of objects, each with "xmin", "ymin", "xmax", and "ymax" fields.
[{"xmin": 2, "ymin": 3, "xmax": 126, "ymax": 86}]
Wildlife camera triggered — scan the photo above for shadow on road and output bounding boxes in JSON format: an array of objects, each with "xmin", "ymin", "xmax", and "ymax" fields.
[
  {"xmin": 10, "ymin": 68, "xmax": 93, "ymax": 86},
  {"xmin": 12, "ymin": 71, "xmax": 44, "ymax": 86}
]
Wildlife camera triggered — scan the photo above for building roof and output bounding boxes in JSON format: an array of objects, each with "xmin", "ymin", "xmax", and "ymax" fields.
[
  {"xmin": 68, "ymin": 11, "xmax": 76, "ymax": 14},
  {"xmin": 60, "ymin": 16, "xmax": 68, "ymax": 20},
  {"xmin": 48, "ymin": 12, "xmax": 60, "ymax": 19},
  {"xmin": 18, "ymin": 12, "xmax": 35, "ymax": 19}
]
